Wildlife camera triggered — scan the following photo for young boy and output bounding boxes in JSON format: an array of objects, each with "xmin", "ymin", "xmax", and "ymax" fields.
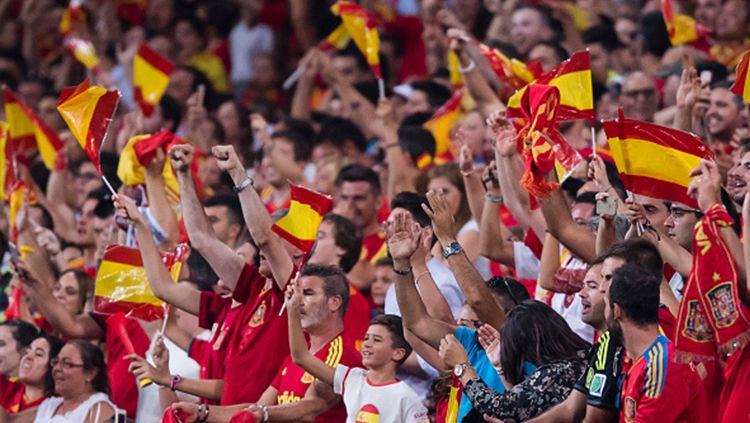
[{"xmin": 286, "ymin": 278, "xmax": 429, "ymax": 423}]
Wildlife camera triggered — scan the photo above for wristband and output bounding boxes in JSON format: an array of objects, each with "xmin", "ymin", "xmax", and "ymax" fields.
[
  {"xmin": 393, "ymin": 266, "xmax": 413, "ymax": 276},
  {"xmin": 170, "ymin": 374, "xmax": 182, "ymax": 391},
  {"xmin": 458, "ymin": 59, "xmax": 476, "ymax": 73},
  {"xmin": 233, "ymin": 177, "xmax": 254, "ymax": 194},
  {"xmin": 197, "ymin": 404, "xmax": 208, "ymax": 423},
  {"xmin": 261, "ymin": 405, "xmax": 269, "ymax": 422},
  {"xmin": 485, "ymin": 194, "xmax": 503, "ymax": 203}
]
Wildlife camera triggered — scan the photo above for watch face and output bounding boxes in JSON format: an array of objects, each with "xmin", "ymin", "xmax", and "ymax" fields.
[{"xmin": 453, "ymin": 364, "xmax": 463, "ymax": 377}]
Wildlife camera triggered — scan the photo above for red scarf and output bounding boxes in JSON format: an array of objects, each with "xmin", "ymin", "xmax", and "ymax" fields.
[{"xmin": 675, "ymin": 204, "xmax": 750, "ymax": 363}]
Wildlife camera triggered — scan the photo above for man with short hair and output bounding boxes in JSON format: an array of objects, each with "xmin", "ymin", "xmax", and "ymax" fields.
[
  {"xmin": 706, "ymin": 87, "xmax": 743, "ymax": 147},
  {"xmin": 510, "ymin": 5, "xmax": 559, "ymax": 57},
  {"xmin": 620, "ymin": 71, "xmax": 658, "ymax": 122},
  {"xmin": 261, "ymin": 129, "xmax": 314, "ymax": 214},
  {"xmin": 609, "ymin": 265, "xmax": 706, "ymax": 423},
  {"xmin": 0, "ymin": 320, "xmax": 38, "ymax": 412},
  {"xmin": 203, "ymin": 194, "xmax": 245, "ymax": 248}
]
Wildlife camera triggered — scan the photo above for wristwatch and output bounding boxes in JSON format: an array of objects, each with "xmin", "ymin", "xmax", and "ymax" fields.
[
  {"xmin": 454, "ymin": 362, "xmax": 470, "ymax": 377},
  {"xmin": 442, "ymin": 241, "xmax": 463, "ymax": 258},
  {"xmin": 233, "ymin": 176, "xmax": 254, "ymax": 193},
  {"xmin": 393, "ymin": 266, "xmax": 413, "ymax": 276},
  {"xmin": 170, "ymin": 374, "xmax": 182, "ymax": 391}
]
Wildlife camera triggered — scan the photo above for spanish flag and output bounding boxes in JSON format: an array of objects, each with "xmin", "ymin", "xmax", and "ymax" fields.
[
  {"xmin": 448, "ymin": 51, "xmax": 463, "ymax": 90},
  {"xmin": 133, "ymin": 43, "xmax": 174, "ymax": 117},
  {"xmin": 444, "ymin": 375, "xmax": 463, "ymax": 423},
  {"xmin": 64, "ymin": 37, "xmax": 100, "ymax": 71},
  {"xmin": 0, "ymin": 121, "xmax": 16, "ymax": 201},
  {"xmin": 474, "ymin": 41, "xmax": 539, "ymax": 90},
  {"xmin": 424, "ymin": 89, "xmax": 463, "ymax": 159},
  {"xmin": 95, "ymin": 244, "xmax": 186, "ymax": 321},
  {"xmin": 331, "ymin": 1, "xmax": 381, "ymax": 79},
  {"xmin": 507, "ymin": 51, "xmax": 594, "ymax": 122},
  {"xmin": 271, "ymin": 184, "xmax": 333, "ymax": 254},
  {"xmin": 59, "ymin": 0, "xmax": 85, "ymax": 36},
  {"xmin": 603, "ymin": 110, "xmax": 713, "ymax": 208},
  {"xmin": 319, "ymin": 23, "xmax": 352, "ymax": 51},
  {"xmin": 730, "ymin": 50, "xmax": 750, "ymax": 103},
  {"xmin": 661, "ymin": 0, "xmax": 709, "ymax": 46},
  {"xmin": 117, "ymin": 132, "xmax": 181, "ymax": 204},
  {"xmin": 57, "ymin": 80, "xmax": 120, "ymax": 174},
  {"xmin": 2, "ymin": 88, "xmax": 65, "ymax": 170},
  {"xmin": 8, "ymin": 181, "xmax": 27, "ymax": 244}
]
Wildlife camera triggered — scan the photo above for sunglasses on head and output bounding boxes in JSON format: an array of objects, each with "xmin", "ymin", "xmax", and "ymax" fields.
[{"xmin": 488, "ymin": 277, "xmax": 519, "ymax": 306}]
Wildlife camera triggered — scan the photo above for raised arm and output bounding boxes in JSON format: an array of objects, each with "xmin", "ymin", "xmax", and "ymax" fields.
[
  {"xmin": 425, "ymin": 191, "xmax": 506, "ymax": 331},
  {"xmin": 169, "ymin": 145, "xmax": 245, "ymax": 289},
  {"xmin": 212, "ymin": 145, "xmax": 294, "ymax": 289},
  {"xmin": 479, "ymin": 161, "xmax": 515, "ymax": 266},
  {"xmin": 446, "ymin": 29, "xmax": 503, "ymax": 118},
  {"xmin": 286, "ymin": 280, "xmax": 336, "ymax": 386},
  {"xmin": 374, "ymin": 98, "xmax": 415, "ymax": 200},
  {"xmin": 539, "ymin": 189, "xmax": 597, "ymax": 264},
  {"xmin": 387, "ymin": 212, "xmax": 455, "ymax": 349},
  {"xmin": 114, "ymin": 195, "xmax": 201, "ymax": 316},
  {"xmin": 458, "ymin": 142, "xmax": 486, "ymax": 223},
  {"xmin": 144, "ymin": 148, "xmax": 180, "ymax": 250}
]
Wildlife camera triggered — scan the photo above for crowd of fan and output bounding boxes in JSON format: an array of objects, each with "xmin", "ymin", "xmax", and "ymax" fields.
[{"xmin": 0, "ymin": 0, "xmax": 749, "ymax": 422}]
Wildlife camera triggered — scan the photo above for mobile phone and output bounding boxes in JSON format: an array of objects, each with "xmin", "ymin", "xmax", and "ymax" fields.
[
  {"xmin": 700, "ymin": 70, "xmax": 712, "ymax": 87},
  {"xmin": 596, "ymin": 196, "xmax": 617, "ymax": 217}
]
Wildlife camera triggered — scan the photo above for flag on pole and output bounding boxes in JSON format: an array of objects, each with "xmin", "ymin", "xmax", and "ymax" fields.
[
  {"xmin": 474, "ymin": 41, "xmax": 539, "ymax": 90},
  {"xmin": 8, "ymin": 181, "xmax": 27, "ymax": 244},
  {"xmin": 444, "ymin": 375, "xmax": 463, "ymax": 423},
  {"xmin": 730, "ymin": 50, "xmax": 750, "ymax": 103},
  {"xmin": 661, "ymin": 0, "xmax": 709, "ymax": 46},
  {"xmin": 95, "ymin": 244, "xmax": 186, "ymax": 321},
  {"xmin": 133, "ymin": 43, "xmax": 175, "ymax": 117},
  {"xmin": 57, "ymin": 80, "xmax": 120, "ymax": 174},
  {"xmin": 603, "ymin": 110, "xmax": 713, "ymax": 207},
  {"xmin": 318, "ymin": 23, "xmax": 352, "ymax": 51},
  {"xmin": 331, "ymin": 1, "xmax": 382, "ymax": 78},
  {"xmin": 64, "ymin": 37, "xmax": 101, "ymax": 71},
  {"xmin": 2, "ymin": 88, "xmax": 65, "ymax": 170},
  {"xmin": 507, "ymin": 51, "xmax": 594, "ymax": 122},
  {"xmin": 0, "ymin": 121, "xmax": 16, "ymax": 201},
  {"xmin": 271, "ymin": 184, "xmax": 333, "ymax": 254},
  {"xmin": 424, "ymin": 90, "xmax": 463, "ymax": 159},
  {"xmin": 448, "ymin": 51, "xmax": 463, "ymax": 90}
]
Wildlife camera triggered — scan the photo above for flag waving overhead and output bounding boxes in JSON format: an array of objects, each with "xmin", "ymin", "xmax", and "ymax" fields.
[
  {"xmin": 474, "ymin": 41, "xmax": 539, "ymax": 90},
  {"xmin": 319, "ymin": 23, "xmax": 352, "ymax": 51},
  {"xmin": 424, "ymin": 89, "xmax": 463, "ymax": 160},
  {"xmin": 603, "ymin": 110, "xmax": 713, "ymax": 208},
  {"xmin": 730, "ymin": 50, "xmax": 750, "ymax": 103},
  {"xmin": 331, "ymin": 1, "xmax": 381, "ymax": 78},
  {"xmin": 64, "ymin": 37, "xmax": 101, "ymax": 71},
  {"xmin": 0, "ymin": 121, "xmax": 16, "ymax": 201},
  {"xmin": 2, "ymin": 88, "xmax": 65, "ymax": 170},
  {"xmin": 661, "ymin": 0, "xmax": 709, "ymax": 46},
  {"xmin": 60, "ymin": 0, "xmax": 85, "ymax": 36},
  {"xmin": 133, "ymin": 43, "xmax": 175, "ymax": 117},
  {"xmin": 507, "ymin": 51, "xmax": 594, "ymax": 122},
  {"xmin": 57, "ymin": 80, "xmax": 120, "ymax": 173},
  {"xmin": 272, "ymin": 184, "xmax": 333, "ymax": 254}
]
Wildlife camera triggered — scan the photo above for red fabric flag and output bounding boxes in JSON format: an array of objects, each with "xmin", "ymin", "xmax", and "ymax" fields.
[
  {"xmin": 271, "ymin": 184, "xmax": 333, "ymax": 254},
  {"xmin": 162, "ymin": 407, "xmax": 189, "ymax": 423},
  {"xmin": 730, "ymin": 50, "xmax": 750, "ymax": 103}
]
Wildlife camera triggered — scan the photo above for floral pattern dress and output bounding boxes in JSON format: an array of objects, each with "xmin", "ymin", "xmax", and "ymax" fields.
[{"xmin": 462, "ymin": 350, "xmax": 588, "ymax": 422}]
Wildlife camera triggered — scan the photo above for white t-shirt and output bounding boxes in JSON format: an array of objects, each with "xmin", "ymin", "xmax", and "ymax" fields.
[
  {"xmin": 34, "ymin": 393, "xmax": 118, "ymax": 423},
  {"xmin": 333, "ymin": 365, "xmax": 429, "ymax": 423},
  {"xmin": 229, "ymin": 21, "xmax": 274, "ymax": 84}
]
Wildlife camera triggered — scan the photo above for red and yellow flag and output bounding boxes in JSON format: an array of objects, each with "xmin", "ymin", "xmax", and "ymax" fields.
[
  {"xmin": 0, "ymin": 121, "xmax": 16, "ymax": 201},
  {"xmin": 319, "ymin": 23, "xmax": 352, "ymax": 51},
  {"xmin": 271, "ymin": 184, "xmax": 333, "ymax": 254},
  {"xmin": 424, "ymin": 89, "xmax": 463, "ymax": 159},
  {"xmin": 730, "ymin": 50, "xmax": 750, "ymax": 103},
  {"xmin": 603, "ymin": 110, "xmax": 713, "ymax": 208},
  {"xmin": 64, "ymin": 37, "xmax": 100, "ymax": 71},
  {"xmin": 117, "ymin": 132, "xmax": 181, "ymax": 204},
  {"xmin": 474, "ymin": 41, "xmax": 539, "ymax": 90},
  {"xmin": 508, "ymin": 51, "xmax": 594, "ymax": 122},
  {"xmin": 57, "ymin": 80, "xmax": 120, "ymax": 174},
  {"xmin": 2, "ymin": 88, "xmax": 65, "ymax": 170},
  {"xmin": 60, "ymin": 0, "xmax": 85, "ymax": 37},
  {"xmin": 133, "ymin": 43, "xmax": 175, "ymax": 117},
  {"xmin": 95, "ymin": 244, "xmax": 186, "ymax": 321},
  {"xmin": 8, "ymin": 181, "xmax": 27, "ymax": 244},
  {"xmin": 444, "ymin": 375, "xmax": 463, "ymax": 423},
  {"xmin": 331, "ymin": 1, "xmax": 381, "ymax": 79},
  {"xmin": 661, "ymin": 0, "xmax": 709, "ymax": 46}
]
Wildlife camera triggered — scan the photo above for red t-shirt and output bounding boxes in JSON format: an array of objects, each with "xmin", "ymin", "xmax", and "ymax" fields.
[
  {"xmin": 91, "ymin": 313, "xmax": 151, "ymax": 419},
  {"xmin": 719, "ymin": 345, "xmax": 750, "ymax": 423},
  {"xmin": 658, "ymin": 305, "xmax": 676, "ymax": 341},
  {"xmin": 343, "ymin": 283, "xmax": 371, "ymax": 351},
  {"xmin": 220, "ymin": 264, "xmax": 292, "ymax": 405},
  {"xmin": 192, "ymin": 292, "xmax": 242, "ymax": 380},
  {"xmin": 619, "ymin": 335, "xmax": 707, "ymax": 423},
  {"xmin": 361, "ymin": 232, "xmax": 387, "ymax": 263},
  {"xmin": 0, "ymin": 375, "xmax": 25, "ymax": 413},
  {"xmin": 271, "ymin": 334, "xmax": 362, "ymax": 423}
]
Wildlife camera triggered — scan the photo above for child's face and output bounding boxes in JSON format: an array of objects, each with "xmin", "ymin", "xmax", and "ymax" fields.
[
  {"xmin": 370, "ymin": 266, "xmax": 394, "ymax": 307},
  {"xmin": 361, "ymin": 324, "xmax": 402, "ymax": 369}
]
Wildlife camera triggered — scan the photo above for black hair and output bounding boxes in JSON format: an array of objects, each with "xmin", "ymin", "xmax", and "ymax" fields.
[
  {"xmin": 487, "ymin": 276, "xmax": 531, "ymax": 307},
  {"xmin": 400, "ymin": 111, "xmax": 433, "ymax": 127},
  {"xmin": 397, "ymin": 125, "xmax": 436, "ymax": 164},
  {"xmin": 67, "ymin": 340, "xmax": 110, "ymax": 395},
  {"xmin": 602, "ymin": 239, "xmax": 664, "ymax": 279},
  {"xmin": 531, "ymin": 41, "xmax": 570, "ymax": 62},
  {"xmin": 640, "ymin": 11, "xmax": 671, "ymax": 55},
  {"xmin": 34, "ymin": 333, "xmax": 64, "ymax": 397},
  {"xmin": 159, "ymin": 94, "xmax": 182, "ymax": 130},
  {"xmin": 390, "ymin": 192, "xmax": 431, "ymax": 227},
  {"xmin": 30, "ymin": 204, "xmax": 54, "ymax": 230},
  {"xmin": 582, "ymin": 24, "xmax": 626, "ymax": 51},
  {"xmin": 375, "ymin": 256, "xmax": 393, "ymax": 267},
  {"xmin": 574, "ymin": 192, "xmax": 597, "ymax": 206},
  {"xmin": 203, "ymin": 2, "xmax": 239, "ymax": 38},
  {"xmin": 282, "ymin": 117, "xmax": 316, "ymax": 146},
  {"xmin": 316, "ymin": 117, "xmax": 368, "ymax": 154},
  {"xmin": 334, "ymin": 164, "xmax": 381, "ymax": 196},
  {"xmin": 513, "ymin": 4, "xmax": 564, "ymax": 41},
  {"xmin": 500, "ymin": 300, "xmax": 589, "ymax": 385},
  {"xmin": 610, "ymin": 264, "xmax": 660, "ymax": 326},
  {"xmin": 300, "ymin": 264, "xmax": 350, "ymax": 317},
  {"xmin": 271, "ymin": 129, "xmax": 313, "ymax": 162},
  {"xmin": 369, "ymin": 314, "xmax": 412, "ymax": 367},
  {"xmin": 204, "ymin": 193, "xmax": 243, "ymax": 226},
  {"xmin": 186, "ymin": 248, "xmax": 220, "ymax": 289},
  {"xmin": 409, "ymin": 81, "xmax": 452, "ymax": 109},
  {"xmin": 58, "ymin": 269, "xmax": 95, "ymax": 314},
  {"xmin": 322, "ymin": 214, "xmax": 363, "ymax": 273},
  {"xmin": 354, "ymin": 80, "xmax": 382, "ymax": 107},
  {"xmin": 174, "ymin": 15, "xmax": 207, "ymax": 43},
  {"xmin": 0, "ymin": 320, "xmax": 38, "ymax": 352}
]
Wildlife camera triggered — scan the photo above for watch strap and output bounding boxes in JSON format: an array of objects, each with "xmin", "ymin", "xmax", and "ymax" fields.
[{"xmin": 233, "ymin": 177, "xmax": 254, "ymax": 193}]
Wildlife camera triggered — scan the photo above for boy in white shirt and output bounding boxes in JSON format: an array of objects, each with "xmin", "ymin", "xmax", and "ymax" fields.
[{"xmin": 286, "ymin": 275, "xmax": 429, "ymax": 423}]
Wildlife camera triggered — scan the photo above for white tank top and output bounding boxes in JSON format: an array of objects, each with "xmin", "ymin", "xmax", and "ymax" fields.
[{"xmin": 33, "ymin": 393, "xmax": 117, "ymax": 423}]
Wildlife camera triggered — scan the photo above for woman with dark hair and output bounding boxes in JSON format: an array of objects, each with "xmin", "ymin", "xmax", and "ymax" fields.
[
  {"xmin": 439, "ymin": 300, "xmax": 590, "ymax": 421},
  {"xmin": 51, "ymin": 270, "xmax": 94, "ymax": 316},
  {"xmin": 13, "ymin": 333, "xmax": 64, "ymax": 413},
  {"xmin": 31, "ymin": 340, "xmax": 117, "ymax": 422}
]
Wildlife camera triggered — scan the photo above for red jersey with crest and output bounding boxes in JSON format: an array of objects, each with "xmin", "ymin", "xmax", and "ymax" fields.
[
  {"xmin": 619, "ymin": 335, "xmax": 706, "ymax": 423},
  {"xmin": 271, "ymin": 334, "xmax": 362, "ymax": 422},
  {"xmin": 220, "ymin": 263, "xmax": 292, "ymax": 405}
]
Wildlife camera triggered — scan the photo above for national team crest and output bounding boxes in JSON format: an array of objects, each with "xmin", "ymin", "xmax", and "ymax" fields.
[
  {"xmin": 705, "ymin": 283, "xmax": 738, "ymax": 328},
  {"xmin": 301, "ymin": 372, "xmax": 314, "ymax": 384},
  {"xmin": 356, "ymin": 404, "xmax": 380, "ymax": 423},
  {"xmin": 249, "ymin": 301, "xmax": 267, "ymax": 328},
  {"xmin": 682, "ymin": 300, "xmax": 714, "ymax": 342},
  {"xmin": 623, "ymin": 397, "xmax": 636, "ymax": 423}
]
